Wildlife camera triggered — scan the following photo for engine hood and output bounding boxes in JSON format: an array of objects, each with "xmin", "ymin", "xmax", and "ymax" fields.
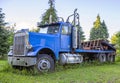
[{"xmin": 28, "ymin": 32, "xmax": 58, "ymax": 50}]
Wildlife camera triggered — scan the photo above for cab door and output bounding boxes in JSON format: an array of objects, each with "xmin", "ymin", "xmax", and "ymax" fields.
[{"xmin": 60, "ymin": 24, "xmax": 71, "ymax": 50}]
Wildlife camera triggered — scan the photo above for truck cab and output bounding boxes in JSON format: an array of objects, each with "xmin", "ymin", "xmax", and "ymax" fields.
[{"xmin": 8, "ymin": 22, "xmax": 74, "ymax": 72}]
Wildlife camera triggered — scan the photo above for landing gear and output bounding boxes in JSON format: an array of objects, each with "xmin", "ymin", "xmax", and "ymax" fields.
[{"xmin": 36, "ymin": 54, "xmax": 55, "ymax": 73}]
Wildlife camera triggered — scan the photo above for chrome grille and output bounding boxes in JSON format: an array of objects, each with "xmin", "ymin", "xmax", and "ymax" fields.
[{"xmin": 13, "ymin": 32, "xmax": 27, "ymax": 56}]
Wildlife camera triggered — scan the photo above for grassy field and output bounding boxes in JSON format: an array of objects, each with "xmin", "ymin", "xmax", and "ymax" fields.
[{"xmin": 0, "ymin": 60, "xmax": 120, "ymax": 83}]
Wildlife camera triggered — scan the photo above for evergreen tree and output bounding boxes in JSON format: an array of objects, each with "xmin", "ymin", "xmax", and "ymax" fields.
[
  {"xmin": 48, "ymin": 0, "xmax": 54, "ymax": 8},
  {"xmin": 40, "ymin": 0, "xmax": 58, "ymax": 25},
  {"xmin": 101, "ymin": 20, "xmax": 109, "ymax": 39},
  {"xmin": 7, "ymin": 24, "xmax": 16, "ymax": 46},
  {"xmin": 90, "ymin": 14, "xmax": 109, "ymax": 40},
  {"xmin": 94, "ymin": 14, "xmax": 101, "ymax": 28},
  {"xmin": 79, "ymin": 26, "xmax": 85, "ymax": 41},
  {"xmin": 0, "ymin": 8, "xmax": 9, "ymax": 58}
]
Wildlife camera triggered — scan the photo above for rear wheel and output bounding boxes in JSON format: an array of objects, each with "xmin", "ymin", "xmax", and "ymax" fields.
[
  {"xmin": 107, "ymin": 53, "xmax": 115, "ymax": 62},
  {"xmin": 36, "ymin": 54, "xmax": 55, "ymax": 73},
  {"xmin": 98, "ymin": 53, "xmax": 106, "ymax": 63}
]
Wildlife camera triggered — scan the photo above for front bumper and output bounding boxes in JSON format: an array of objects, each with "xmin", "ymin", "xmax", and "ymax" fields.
[{"xmin": 8, "ymin": 56, "xmax": 36, "ymax": 67}]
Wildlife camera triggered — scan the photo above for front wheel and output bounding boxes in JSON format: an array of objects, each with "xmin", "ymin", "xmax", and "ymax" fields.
[{"xmin": 36, "ymin": 54, "xmax": 55, "ymax": 73}]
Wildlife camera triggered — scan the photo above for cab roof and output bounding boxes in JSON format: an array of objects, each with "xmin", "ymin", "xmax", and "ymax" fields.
[{"xmin": 38, "ymin": 22, "xmax": 70, "ymax": 27}]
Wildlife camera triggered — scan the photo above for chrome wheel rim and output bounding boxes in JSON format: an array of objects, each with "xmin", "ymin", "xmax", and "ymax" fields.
[{"xmin": 38, "ymin": 59, "xmax": 50, "ymax": 72}]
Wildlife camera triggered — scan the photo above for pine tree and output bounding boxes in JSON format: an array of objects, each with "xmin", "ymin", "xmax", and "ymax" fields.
[
  {"xmin": 40, "ymin": 0, "xmax": 58, "ymax": 25},
  {"xmin": 94, "ymin": 14, "xmax": 101, "ymax": 28},
  {"xmin": 90, "ymin": 14, "xmax": 102, "ymax": 40},
  {"xmin": 101, "ymin": 20, "xmax": 109, "ymax": 39},
  {"xmin": 7, "ymin": 24, "xmax": 16, "ymax": 46},
  {"xmin": 48, "ymin": 0, "xmax": 54, "ymax": 8},
  {"xmin": 90, "ymin": 14, "xmax": 109, "ymax": 40},
  {"xmin": 0, "ymin": 8, "xmax": 9, "ymax": 58},
  {"xmin": 79, "ymin": 26, "xmax": 85, "ymax": 41}
]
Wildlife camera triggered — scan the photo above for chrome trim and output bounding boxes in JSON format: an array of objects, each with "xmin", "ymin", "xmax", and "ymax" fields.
[
  {"xmin": 8, "ymin": 56, "xmax": 36, "ymax": 66},
  {"xmin": 13, "ymin": 31, "xmax": 29, "ymax": 56}
]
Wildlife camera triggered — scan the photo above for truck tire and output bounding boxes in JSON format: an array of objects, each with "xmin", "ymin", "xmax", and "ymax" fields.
[
  {"xmin": 98, "ymin": 53, "xmax": 106, "ymax": 63},
  {"xmin": 107, "ymin": 53, "xmax": 115, "ymax": 62},
  {"xmin": 36, "ymin": 54, "xmax": 55, "ymax": 73}
]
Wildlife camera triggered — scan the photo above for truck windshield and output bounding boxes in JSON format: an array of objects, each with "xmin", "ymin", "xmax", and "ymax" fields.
[{"xmin": 39, "ymin": 25, "xmax": 59, "ymax": 34}]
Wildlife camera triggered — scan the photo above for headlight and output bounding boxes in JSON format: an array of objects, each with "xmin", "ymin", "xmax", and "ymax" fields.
[
  {"xmin": 26, "ymin": 45, "xmax": 32, "ymax": 49},
  {"xmin": 26, "ymin": 41, "xmax": 32, "ymax": 50}
]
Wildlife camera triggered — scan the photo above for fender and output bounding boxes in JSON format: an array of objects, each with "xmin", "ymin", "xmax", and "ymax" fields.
[{"xmin": 27, "ymin": 45, "xmax": 58, "ymax": 59}]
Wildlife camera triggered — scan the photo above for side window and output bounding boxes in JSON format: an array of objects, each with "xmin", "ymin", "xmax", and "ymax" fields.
[{"xmin": 62, "ymin": 25, "xmax": 71, "ymax": 35}]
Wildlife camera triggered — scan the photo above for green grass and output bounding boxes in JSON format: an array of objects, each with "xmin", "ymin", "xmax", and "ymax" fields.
[{"xmin": 1, "ymin": 60, "xmax": 120, "ymax": 83}]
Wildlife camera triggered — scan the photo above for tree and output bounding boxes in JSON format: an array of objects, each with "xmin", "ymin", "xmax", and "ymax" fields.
[
  {"xmin": 90, "ymin": 14, "xmax": 109, "ymax": 40},
  {"xmin": 0, "ymin": 8, "xmax": 9, "ymax": 58},
  {"xmin": 111, "ymin": 31, "xmax": 120, "ymax": 56},
  {"xmin": 40, "ymin": 0, "xmax": 58, "ymax": 25},
  {"xmin": 111, "ymin": 32, "xmax": 120, "ymax": 46},
  {"xmin": 111, "ymin": 33, "xmax": 117, "ymax": 44},
  {"xmin": 116, "ymin": 32, "xmax": 120, "ymax": 42},
  {"xmin": 48, "ymin": 0, "xmax": 55, "ymax": 8},
  {"xmin": 6, "ymin": 23, "xmax": 16, "ymax": 46},
  {"xmin": 79, "ymin": 26, "xmax": 85, "ymax": 41},
  {"xmin": 116, "ymin": 32, "xmax": 120, "ymax": 56},
  {"xmin": 94, "ymin": 14, "xmax": 101, "ymax": 29},
  {"xmin": 101, "ymin": 20, "xmax": 109, "ymax": 39}
]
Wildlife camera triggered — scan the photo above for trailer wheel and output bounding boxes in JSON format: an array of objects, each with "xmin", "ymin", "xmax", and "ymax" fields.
[
  {"xmin": 98, "ymin": 53, "xmax": 106, "ymax": 63},
  {"xmin": 107, "ymin": 53, "xmax": 115, "ymax": 62},
  {"xmin": 36, "ymin": 54, "xmax": 55, "ymax": 73}
]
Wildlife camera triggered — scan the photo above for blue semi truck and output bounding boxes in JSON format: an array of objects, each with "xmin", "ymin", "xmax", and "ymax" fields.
[{"xmin": 8, "ymin": 9, "xmax": 116, "ymax": 72}]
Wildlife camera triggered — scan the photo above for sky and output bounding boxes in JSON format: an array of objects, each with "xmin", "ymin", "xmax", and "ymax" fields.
[{"xmin": 0, "ymin": 0, "xmax": 120, "ymax": 40}]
